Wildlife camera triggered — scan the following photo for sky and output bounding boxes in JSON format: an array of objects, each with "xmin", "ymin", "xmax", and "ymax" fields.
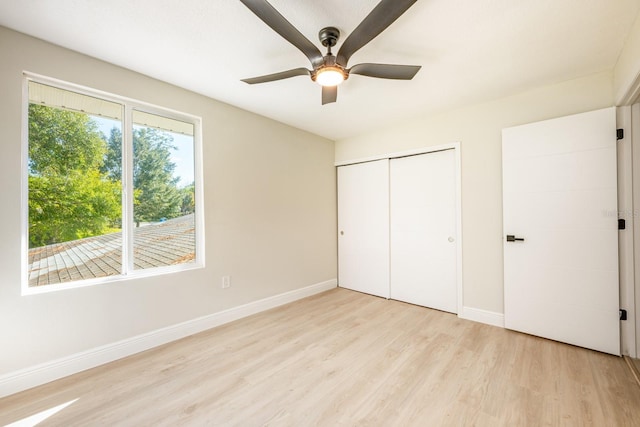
[{"xmin": 93, "ymin": 116, "xmax": 195, "ymax": 188}]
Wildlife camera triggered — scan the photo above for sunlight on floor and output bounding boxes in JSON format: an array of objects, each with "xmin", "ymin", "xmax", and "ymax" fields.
[{"xmin": 5, "ymin": 398, "xmax": 79, "ymax": 427}]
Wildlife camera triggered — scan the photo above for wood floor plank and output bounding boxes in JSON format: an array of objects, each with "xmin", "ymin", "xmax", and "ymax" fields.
[{"xmin": 1, "ymin": 288, "xmax": 639, "ymax": 426}]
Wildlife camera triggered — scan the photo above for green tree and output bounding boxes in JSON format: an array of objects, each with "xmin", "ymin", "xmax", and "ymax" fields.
[
  {"xmin": 102, "ymin": 127, "xmax": 122, "ymax": 182},
  {"xmin": 29, "ymin": 104, "xmax": 105, "ymax": 175},
  {"xmin": 104, "ymin": 127, "xmax": 183, "ymax": 226},
  {"xmin": 133, "ymin": 128, "xmax": 182, "ymax": 225},
  {"xmin": 180, "ymin": 183, "xmax": 195, "ymax": 215},
  {"xmin": 28, "ymin": 104, "xmax": 121, "ymax": 247},
  {"xmin": 29, "ymin": 171, "xmax": 121, "ymax": 246}
]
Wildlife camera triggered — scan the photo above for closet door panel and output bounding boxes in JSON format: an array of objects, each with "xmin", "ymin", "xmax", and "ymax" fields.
[
  {"xmin": 337, "ymin": 160, "xmax": 390, "ymax": 298},
  {"xmin": 390, "ymin": 150, "xmax": 457, "ymax": 312}
]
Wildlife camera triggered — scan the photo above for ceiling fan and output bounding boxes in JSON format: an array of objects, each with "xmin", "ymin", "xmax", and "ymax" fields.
[{"xmin": 239, "ymin": 0, "xmax": 421, "ymax": 105}]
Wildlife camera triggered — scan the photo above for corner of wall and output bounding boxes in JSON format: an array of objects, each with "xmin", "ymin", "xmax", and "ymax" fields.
[
  {"xmin": 614, "ymin": 11, "xmax": 640, "ymax": 104},
  {"xmin": 458, "ymin": 307, "xmax": 505, "ymax": 328}
]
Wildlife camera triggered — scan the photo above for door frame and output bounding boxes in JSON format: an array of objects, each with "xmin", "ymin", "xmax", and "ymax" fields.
[
  {"xmin": 616, "ymin": 60, "xmax": 640, "ymax": 358},
  {"xmin": 618, "ymin": 105, "xmax": 637, "ymax": 358},
  {"xmin": 335, "ymin": 142, "xmax": 463, "ymax": 315}
]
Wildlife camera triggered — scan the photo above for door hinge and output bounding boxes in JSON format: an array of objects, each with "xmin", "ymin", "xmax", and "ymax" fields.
[
  {"xmin": 620, "ymin": 309, "xmax": 627, "ymax": 320},
  {"xmin": 617, "ymin": 129, "xmax": 624, "ymax": 140},
  {"xmin": 618, "ymin": 219, "xmax": 626, "ymax": 230}
]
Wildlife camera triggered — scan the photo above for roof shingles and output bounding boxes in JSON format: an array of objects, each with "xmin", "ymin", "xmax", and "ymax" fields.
[{"xmin": 28, "ymin": 214, "xmax": 195, "ymax": 287}]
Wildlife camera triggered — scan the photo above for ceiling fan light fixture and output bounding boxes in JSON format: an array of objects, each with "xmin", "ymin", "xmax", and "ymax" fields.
[
  {"xmin": 315, "ymin": 67, "xmax": 346, "ymax": 86},
  {"xmin": 239, "ymin": 0, "xmax": 421, "ymax": 104}
]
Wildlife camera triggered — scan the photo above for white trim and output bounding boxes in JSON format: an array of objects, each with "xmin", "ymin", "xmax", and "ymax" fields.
[
  {"xmin": 22, "ymin": 263, "xmax": 205, "ymax": 296},
  {"xmin": 20, "ymin": 75, "xmax": 29, "ymax": 292},
  {"xmin": 334, "ymin": 143, "xmax": 458, "ymax": 167},
  {"xmin": 617, "ymin": 106, "xmax": 637, "ymax": 358},
  {"xmin": 454, "ymin": 144, "xmax": 464, "ymax": 316},
  {"xmin": 123, "ymin": 103, "xmax": 135, "ymax": 273},
  {"xmin": 193, "ymin": 110, "xmax": 206, "ymax": 273},
  {"xmin": 0, "ymin": 279, "xmax": 337, "ymax": 398},
  {"xmin": 632, "ymin": 103, "xmax": 640, "ymax": 358},
  {"xmin": 21, "ymin": 72, "xmax": 205, "ymax": 295},
  {"xmin": 335, "ymin": 143, "xmax": 464, "ymax": 315},
  {"xmin": 459, "ymin": 306, "xmax": 505, "ymax": 328}
]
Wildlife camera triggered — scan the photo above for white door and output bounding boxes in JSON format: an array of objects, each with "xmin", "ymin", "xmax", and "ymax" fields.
[
  {"xmin": 390, "ymin": 150, "xmax": 457, "ymax": 313},
  {"xmin": 337, "ymin": 160, "xmax": 389, "ymax": 298},
  {"xmin": 503, "ymin": 107, "xmax": 620, "ymax": 355}
]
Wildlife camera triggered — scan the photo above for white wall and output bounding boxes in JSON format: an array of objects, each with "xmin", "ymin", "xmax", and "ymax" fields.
[
  {"xmin": 0, "ymin": 27, "xmax": 337, "ymax": 375},
  {"xmin": 335, "ymin": 72, "xmax": 614, "ymax": 314}
]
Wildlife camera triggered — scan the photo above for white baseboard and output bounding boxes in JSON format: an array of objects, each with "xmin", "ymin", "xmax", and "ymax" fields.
[
  {"xmin": 0, "ymin": 279, "xmax": 337, "ymax": 399},
  {"xmin": 459, "ymin": 306, "xmax": 505, "ymax": 328}
]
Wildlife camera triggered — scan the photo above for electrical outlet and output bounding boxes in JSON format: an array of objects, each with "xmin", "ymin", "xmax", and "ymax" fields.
[{"xmin": 222, "ymin": 276, "xmax": 231, "ymax": 289}]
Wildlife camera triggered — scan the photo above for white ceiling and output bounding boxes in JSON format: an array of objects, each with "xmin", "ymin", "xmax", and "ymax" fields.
[{"xmin": 0, "ymin": 0, "xmax": 639, "ymax": 140}]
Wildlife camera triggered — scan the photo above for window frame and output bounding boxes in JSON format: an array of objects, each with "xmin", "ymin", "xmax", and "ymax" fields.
[{"xmin": 21, "ymin": 72, "xmax": 205, "ymax": 295}]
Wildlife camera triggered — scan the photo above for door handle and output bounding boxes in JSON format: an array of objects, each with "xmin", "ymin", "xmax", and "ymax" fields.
[{"xmin": 506, "ymin": 235, "xmax": 525, "ymax": 242}]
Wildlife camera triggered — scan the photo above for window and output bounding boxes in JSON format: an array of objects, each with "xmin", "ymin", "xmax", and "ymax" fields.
[{"xmin": 23, "ymin": 75, "xmax": 203, "ymax": 293}]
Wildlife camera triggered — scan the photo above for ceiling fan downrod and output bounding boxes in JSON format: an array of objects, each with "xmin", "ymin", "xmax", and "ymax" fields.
[
  {"xmin": 239, "ymin": 0, "xmax": 422, "ymax": 105},
  {"xmin": 319, "ymin": 26, "xmax": 340, "ymax": 54}
]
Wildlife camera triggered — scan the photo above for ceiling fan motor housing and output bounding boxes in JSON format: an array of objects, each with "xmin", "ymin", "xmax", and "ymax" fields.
[
  {"xmin": 319, "ymin": 26, "xmax": 340, "ymax": 48},
  {"xmin": 314, "ymin": 26, "xmax": 348, "ymax": 84},
  {"xmin": 239, "ymin": 0, "xmax": 422, "ymax": 104}
]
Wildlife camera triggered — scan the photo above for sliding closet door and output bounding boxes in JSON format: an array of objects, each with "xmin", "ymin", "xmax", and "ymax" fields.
[
  {"xmin": 337, "ymin": 160, "xmax": 390, "ymax": 298},
  {"xmin": 390, "ymin": 150, "xmax": 457, "ymax": 313}
]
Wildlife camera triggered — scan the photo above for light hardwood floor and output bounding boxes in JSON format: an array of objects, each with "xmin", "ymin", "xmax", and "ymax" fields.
[
  {"xmin": 627, "ymin": 356, "xmax": 640, "ymax": 387},
  {"xmin": 1, "ymin": 288, "xmax": 639, "ymax": 426}
]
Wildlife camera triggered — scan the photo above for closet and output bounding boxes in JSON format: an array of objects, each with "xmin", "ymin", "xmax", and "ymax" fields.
[
  {"xmin": 337, "ymin": 149, "xmax": 458, "ymax": 313},
  {"xmin": 337, "ymin": 159, "xmax": 389, "ymax": 298}
]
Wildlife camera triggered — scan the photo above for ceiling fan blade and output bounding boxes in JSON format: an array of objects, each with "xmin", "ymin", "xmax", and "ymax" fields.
[
  {"xmin": 336, "ymin": 0, "xmax": 418, "ymax": 67},
  {"xmin": 242, "ymin": 67, "xmax": 311, "ymax": 84},
  {"xmin": 322, "ymin": 86, "xmax": 337, "ymax": 105},
  {"xmin": 239, "ymin": 0, "xmax": 324, "ymax": 68},
  {"xmin": 349, "ymin": 63, "xmax": 421, "ymax": 80}
]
